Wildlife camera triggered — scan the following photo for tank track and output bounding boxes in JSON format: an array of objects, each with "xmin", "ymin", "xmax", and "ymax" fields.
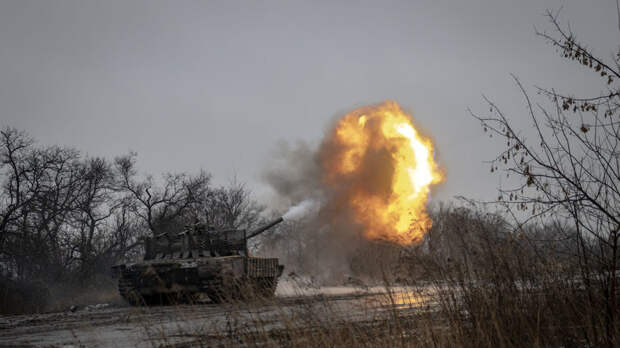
[
  {"xmin": 118, "ymin": 270, "xmax": 173, "ymax": 306},
  {"xmin": 201, "ymin": 277, "xmax": 278, "ymax": 303},
  {"xmin": 118, "ymin": 270, "xmax": 141, "ymax": 305},
  {"xmin": 119, "ymin": 277, "xmax": 278, "ymax": 305},
  {"xmin": 201, "ymin": 279, "xmax": 225, "ymax": 303}
]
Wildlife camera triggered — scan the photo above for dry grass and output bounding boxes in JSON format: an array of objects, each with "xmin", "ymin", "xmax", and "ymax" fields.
[
  {"xmin": 3, "ymin": 207, "xmax": 617, "ymax": 347},
  {"xmin": 129, "ymin": 271, "xmax": 615, "ymax": 348},
  {"xmin": 137, "ymin": 207, "xmax": 618, "ymax": 347}
]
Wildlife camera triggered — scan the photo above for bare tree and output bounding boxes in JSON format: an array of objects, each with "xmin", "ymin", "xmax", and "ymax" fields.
[
  {"xmin": 68, "ymin": 157, "xmax": 133, "ymax": 281},
  {"xmin": 114, "ymin": 153, "xmax": 211, "ymax": 236},
  {"xmin": 1, "ymin": 130, "xmax": 144, "ymax": 283},
  {"xmin": 0, "ymin": 128, "xmax": 267, "ymax": 313},
  {"xmin": 472, "ymin": 10, "xmax": 619, "ymax": 346},
  {"xmin": 200, "ymin": 180, "xmax": 264, "ymax": 230},
  {"xmin": 0, "ymin": 128, "xmax": 34, "ymax": 258},
  {"xmin": 0, "ymin": 136, "xmax": 85, "ymax": 281}
]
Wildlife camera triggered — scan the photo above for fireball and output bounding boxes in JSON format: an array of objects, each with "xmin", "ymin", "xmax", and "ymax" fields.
[{"xmin": 320, "ymin": 101, "xmax": 443, "ymax": 245}]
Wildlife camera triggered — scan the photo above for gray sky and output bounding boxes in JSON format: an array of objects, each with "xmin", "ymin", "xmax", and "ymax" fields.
[{"xmin": 0, "ymin": 0, "xmax": 617, "ymax": 204}]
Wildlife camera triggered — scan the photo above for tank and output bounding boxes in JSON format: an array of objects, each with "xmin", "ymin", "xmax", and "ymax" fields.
[{"xmin": 112, "ymin": 217, "xmax": 284, "ymax": 305}]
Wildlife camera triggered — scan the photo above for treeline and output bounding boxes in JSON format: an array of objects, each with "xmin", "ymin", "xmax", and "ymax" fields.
[
  {"xmin": 262, "ymin": 203, "xmax": 584, "ymax": 284},
  {"xmin": 0, "ymin": 127, "xmax": 263, "ymax": 313},
  {"xmin": 262, "ymin": 202, "xmax": 618, "ymax": 347}
]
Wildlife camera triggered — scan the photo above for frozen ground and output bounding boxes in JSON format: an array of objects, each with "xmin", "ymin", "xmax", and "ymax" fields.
[{"xmin": 0, "ymin": 282, "xmax": 434, "ymax": 348}]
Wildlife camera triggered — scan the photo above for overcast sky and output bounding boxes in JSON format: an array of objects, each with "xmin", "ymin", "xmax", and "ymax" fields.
[{"xmin": 0, "ymin": 0, "xmax": 617, "ymax": 205}]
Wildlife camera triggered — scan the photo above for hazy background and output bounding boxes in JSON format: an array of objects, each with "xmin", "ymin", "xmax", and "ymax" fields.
[{"xmin": 0, "ymin": 0, "xmax": 616, "ymax": 206}]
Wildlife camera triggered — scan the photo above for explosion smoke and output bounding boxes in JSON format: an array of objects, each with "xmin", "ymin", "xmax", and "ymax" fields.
[
  {"xmin": 283, "ymin": 199, "xmax": 317, "ymax": 221},
  {"xmin": 263, "ymin": 101, "xmax": 443, "ymax": 282}
]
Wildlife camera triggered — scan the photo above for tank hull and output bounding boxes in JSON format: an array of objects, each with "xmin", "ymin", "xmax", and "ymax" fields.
[{"xmin": 115, "ymin": 256, "xmax": 283, "ymax": 305}]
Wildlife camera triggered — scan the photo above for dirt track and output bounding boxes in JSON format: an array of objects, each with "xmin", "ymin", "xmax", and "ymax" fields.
[{"xmin": 0, "ymin": 285, "xmax": 432, "ymax": 347}]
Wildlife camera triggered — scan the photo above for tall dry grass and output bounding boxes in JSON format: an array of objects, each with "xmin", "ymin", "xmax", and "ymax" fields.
[{"xmin": 140, "ymin": 206, "xmax": 617, "ymax": 347}]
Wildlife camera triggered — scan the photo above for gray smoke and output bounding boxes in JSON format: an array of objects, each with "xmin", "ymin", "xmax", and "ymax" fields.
[
  {"xmin": 261, "ymin": 140, "xmax": 386, "ymax": 285},
  {"xmin": 262, "ymin": 140, "xmax": 322, "ymax": 207},
  {"xmin": 283, "ymin": 199, "xmax": 318, "ymax": 221}
]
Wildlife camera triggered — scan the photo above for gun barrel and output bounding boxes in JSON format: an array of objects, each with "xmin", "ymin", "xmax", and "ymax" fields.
[{"xmin": 247, "ymin": 217, "xmax": 284, "ymax": 239}]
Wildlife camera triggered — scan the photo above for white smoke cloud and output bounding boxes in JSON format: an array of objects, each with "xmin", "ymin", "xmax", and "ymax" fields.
[{"xmin": 283, "ymin": 199, "xmax": 317, "ymax": 221}]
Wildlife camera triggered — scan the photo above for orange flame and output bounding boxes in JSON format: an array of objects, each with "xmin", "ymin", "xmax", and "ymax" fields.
[{"xmin": 320, "ymin": 101, "xmax": 443, "ymax": 245}]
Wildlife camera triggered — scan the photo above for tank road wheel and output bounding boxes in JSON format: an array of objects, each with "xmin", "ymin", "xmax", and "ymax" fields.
[
  {"xmin": 118, "ymin": 273, "xmax": 168, "ymax": 306},
  {"xmin": 202, "ymin": 279, "xmax": 244, "ymax": 303},
  {"xmin": 202, "ymin": 278, "xmax": 277, "ymax": 303},
  {"xmin": 144, "ymin": 293, "xmax": 173, "ymax": 306},
  {"xmin": 166, "ymin": 291, "xmax": 200, "ymax": 305},
  {"xmin": 204, "ymin": 290, "xmax": 223, "ymax": 304},
  {"xmin": 202, "ymin": 279, "xmax": 224, "ymax": 304},
  {"xmin": 174, "ymin": 291, "xmax": 200, "ymax": 305},
  {"xmin": 118, "ymin": 277, "xmax": 143, "ymax": 306}
]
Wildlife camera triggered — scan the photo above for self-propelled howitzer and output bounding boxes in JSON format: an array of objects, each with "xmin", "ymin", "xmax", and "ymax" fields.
[{"xmin": 112, "ymin": 217, "xmax": 285, "ymax": 305}]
